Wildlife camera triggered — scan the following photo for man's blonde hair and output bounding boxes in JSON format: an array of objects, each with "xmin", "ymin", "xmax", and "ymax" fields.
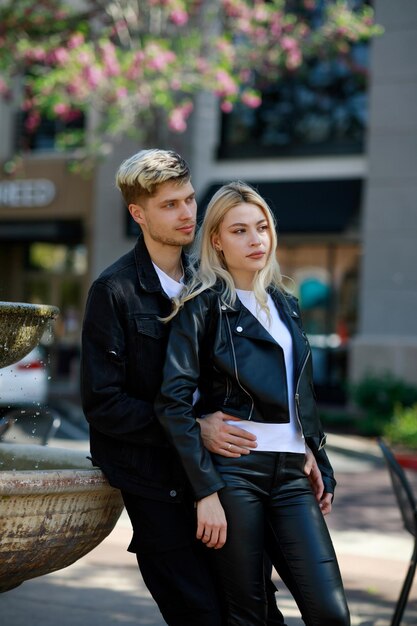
[{"xmin": 116, "ymin": 149, "xmax": 191, "ymax": 206}]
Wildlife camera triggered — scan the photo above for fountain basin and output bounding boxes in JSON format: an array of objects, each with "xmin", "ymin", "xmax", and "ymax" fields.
[
  {"xmin": 0, "ymin": 443, "xmax": 124, "ymax": 592},
  {"xmin": 0, "ymin": 301, "xmax": 59, "ymax": 368}
]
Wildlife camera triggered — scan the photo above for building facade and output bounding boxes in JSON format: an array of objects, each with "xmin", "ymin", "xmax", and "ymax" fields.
[
  {"xmin": 350, "ymin": 0, "xmax": 417, "ymax": 385},
  {"xmin": 0, "ymin": 0, "xmax": 415, "ymax": 392}
]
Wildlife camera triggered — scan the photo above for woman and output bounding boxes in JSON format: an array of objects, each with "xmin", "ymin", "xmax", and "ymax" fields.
[{"xmin": 155, "ymin": 182, "xmax": 350, "ymax": 626}]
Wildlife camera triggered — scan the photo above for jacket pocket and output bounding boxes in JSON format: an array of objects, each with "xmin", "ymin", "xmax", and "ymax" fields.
[
  {"xmin": 129, "ymin": 316, "xmax": 169, "ymax": 398},
  {"xmin": 135, "ymin": 316, "xmax": 167, "ymax": 339}
]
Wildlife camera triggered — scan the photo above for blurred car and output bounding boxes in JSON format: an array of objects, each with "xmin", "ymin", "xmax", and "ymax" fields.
[{"xmin": 0, "ymin": 347, "xmax": 48, "ymax": 411}]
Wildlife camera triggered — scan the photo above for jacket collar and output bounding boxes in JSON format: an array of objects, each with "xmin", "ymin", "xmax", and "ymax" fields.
[
  {"xmin": 219, "ymin": 287, "xmax": 309, "ymax": 365},
  {"xmin": 133, "ymin": 232, "xmax": 190, "ymax": 293},
  {"xmin": 217, "ymin": 286, "xmax": 295, "ymax": 319},
  {"xmin": 219, "ymin": 296, "xmax": 277, "ymax": 345}
]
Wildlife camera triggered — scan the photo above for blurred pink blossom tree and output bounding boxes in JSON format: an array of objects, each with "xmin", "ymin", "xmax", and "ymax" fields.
[{"xmin": 0, "ymin": 0, "xmax": 382, "ymax": 166}]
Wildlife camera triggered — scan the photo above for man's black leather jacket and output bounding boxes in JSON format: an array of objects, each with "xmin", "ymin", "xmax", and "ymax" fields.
[
  {"xmin": 81, "ymin": 234, "xmax": 189, "ymax": 501},
  {"xmin": 155, "ymin": 286, "xmax": 335, "ymax": 501}
]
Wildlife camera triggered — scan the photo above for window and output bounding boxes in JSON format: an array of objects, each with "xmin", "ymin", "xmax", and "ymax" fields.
[
  {"xmin": 218, "ymin": 1, "xmax": 371, "ymax": 159},
  {"xmin": 15, "ymin": 111, "xmax": 85, "ymax": 153}
]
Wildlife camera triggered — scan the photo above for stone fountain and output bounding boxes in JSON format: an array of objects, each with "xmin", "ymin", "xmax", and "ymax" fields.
[{"xmin": 0, "ymin": 301, "xmax": 124, "ymax": 592}]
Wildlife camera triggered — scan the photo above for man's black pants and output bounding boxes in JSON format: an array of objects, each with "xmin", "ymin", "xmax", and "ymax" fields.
[{"xmin": 121, "ymin": 490, "xmax": 287, "ymax": 626}]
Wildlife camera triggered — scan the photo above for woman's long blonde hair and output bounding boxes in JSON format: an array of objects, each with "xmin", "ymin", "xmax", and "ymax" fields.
[{"xmin": 169, "ymin": 181, "xmax": 284, "ymax": 320}]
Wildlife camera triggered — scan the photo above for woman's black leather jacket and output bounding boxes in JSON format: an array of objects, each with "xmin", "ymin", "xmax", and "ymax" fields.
[{"xmin": 155, "ymin": 285, "xmax": 335, "ymax": 501}]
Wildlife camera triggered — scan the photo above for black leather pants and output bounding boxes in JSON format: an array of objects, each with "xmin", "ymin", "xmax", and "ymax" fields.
[{"xmin": 211, "ymin": 451, "xmax": 350, "ymax": 626}]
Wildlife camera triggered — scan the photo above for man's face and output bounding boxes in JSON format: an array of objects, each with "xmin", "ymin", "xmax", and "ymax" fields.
[{"xmin": 130, "ymin": 180, "xmax": 197, "ymax": 247}]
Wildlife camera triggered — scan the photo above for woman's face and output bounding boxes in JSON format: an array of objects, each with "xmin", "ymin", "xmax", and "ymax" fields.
[{"xmin": 212, "ymin": 202, "xmax": 272, "ymax": 290}]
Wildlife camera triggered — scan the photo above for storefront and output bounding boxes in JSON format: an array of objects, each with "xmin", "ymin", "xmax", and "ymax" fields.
[{"xmin": 0, "ymin": 158, "xmax": 94, "ymax": 379}]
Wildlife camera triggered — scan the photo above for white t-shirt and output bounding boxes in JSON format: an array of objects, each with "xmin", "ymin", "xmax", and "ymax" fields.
[
  {"xmin": 228, "ymin": 289, "xmax": 305, "ymax": 453},
  {"xmin": 153, "ymin": 262, "xmax": 200, "ymax": 405},
  {"xmin": 152, "ymin": 262, "xmax": 184, "ymax": 299}
]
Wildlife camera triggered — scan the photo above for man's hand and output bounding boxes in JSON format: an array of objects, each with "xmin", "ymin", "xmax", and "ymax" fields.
[
  {"xmin": 303, "ymin": 447, "xmax": 332, "ymax": 515},
  {"xmin": 198, "ymin": 411, "xmax": 257, "ymax": 457}
]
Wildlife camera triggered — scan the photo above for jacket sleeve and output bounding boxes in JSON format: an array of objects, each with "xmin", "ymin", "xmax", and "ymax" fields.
[
  {"xmin": 81, "ymin": 279, "xmax": 161, "ymax": 443},
  {"xmin": 290, "ymin": 296, "xmax": 337, "ymax": 496},
  {"xmin": 307, "ymin": 437, "xmax": 336, "ymax": 496},
  {"xmin": 154, "ymin": 292, "xmax": 226, "ymax": 500}
]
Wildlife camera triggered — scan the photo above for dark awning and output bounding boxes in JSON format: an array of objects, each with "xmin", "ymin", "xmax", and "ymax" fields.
[
  {"xmin": 0, "ymin": 219, "xmax": 83, "ymax": 243},
  {"xmin": 198, "ymin": 178, "xmax": 363, "ymax": 233}
]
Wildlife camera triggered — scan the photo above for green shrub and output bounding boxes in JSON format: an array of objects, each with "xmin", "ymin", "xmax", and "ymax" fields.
[
  {"xmin": 383, "ymin": 404, "xmax": 417, "ymax": 450},
  {"xmin": 319, "ymin": 409, "xmax": 359, "ymax": 433},
  {"xmin": 350, "ymin": 374, "xmax": 417, "ymax": 436}
]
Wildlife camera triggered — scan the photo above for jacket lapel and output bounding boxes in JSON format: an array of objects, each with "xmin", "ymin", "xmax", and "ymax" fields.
[
  {"xmin": 222, "ymin": 300, "xmax": 279, "ymax": 346},
  {"xmin": 270, "ymin": 289, "xmax": 309, "ymax": 379}
]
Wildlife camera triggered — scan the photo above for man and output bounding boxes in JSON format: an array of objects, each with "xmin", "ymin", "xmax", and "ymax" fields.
[{"xmin": 81, "ymin": 149, "xmax": 330, "ymax": 626}]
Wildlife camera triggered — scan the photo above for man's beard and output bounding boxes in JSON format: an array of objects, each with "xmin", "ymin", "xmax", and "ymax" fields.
[{"xmin": 148, "ymin": 227, "xmax": 194, "ymax": 247}]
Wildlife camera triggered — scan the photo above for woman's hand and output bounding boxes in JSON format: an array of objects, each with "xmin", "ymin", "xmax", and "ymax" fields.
[
  {"xmin": 304, "ymin": 446, "xmax": 324, "ymax": 502},
  {"xmin": 196, "ymin": 492, "xmax": 227, "ymax": 549},
  {"xmin": 303, "ymin": 447, "xmax": 333, "ymax": 515},
  {"xmin": 319, "ymin": 492, "xmax": 333, "ymax": 516}
]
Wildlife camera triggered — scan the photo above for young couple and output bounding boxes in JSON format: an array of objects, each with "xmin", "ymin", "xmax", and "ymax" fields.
[{"xmin": 81, "ymin": 149, "xmax": 350, "ymax": 625}]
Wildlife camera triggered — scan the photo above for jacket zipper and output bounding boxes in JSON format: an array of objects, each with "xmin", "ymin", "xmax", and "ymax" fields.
[
  {"xmin": 225, "ymin": 316, "xmax": 255, "ymax": 419},
  {"xmin": 294, "ymin": 350, "xmax": 310, "ymax": 439},
  {"xmin": 224, "ymin": 377, "xmax": 231, "ymax": 405},
  {"xmin": 295, "ymin": 350, "xmax": 326, "ymax": 450}
]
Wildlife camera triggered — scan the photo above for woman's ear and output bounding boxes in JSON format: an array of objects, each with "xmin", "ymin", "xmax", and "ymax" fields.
[{"xmin": 212, "ymin": 236, "xmax": 222, "ymax": 251}]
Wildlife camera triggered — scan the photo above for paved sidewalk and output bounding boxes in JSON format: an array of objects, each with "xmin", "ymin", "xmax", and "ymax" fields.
[
  {"xmin": 326, "ymin": 436, "xmax": 417, "ymax": 626},
  {"xmin": 1, "ymin": 435, "xmax": 417, "ymax": 625}
]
